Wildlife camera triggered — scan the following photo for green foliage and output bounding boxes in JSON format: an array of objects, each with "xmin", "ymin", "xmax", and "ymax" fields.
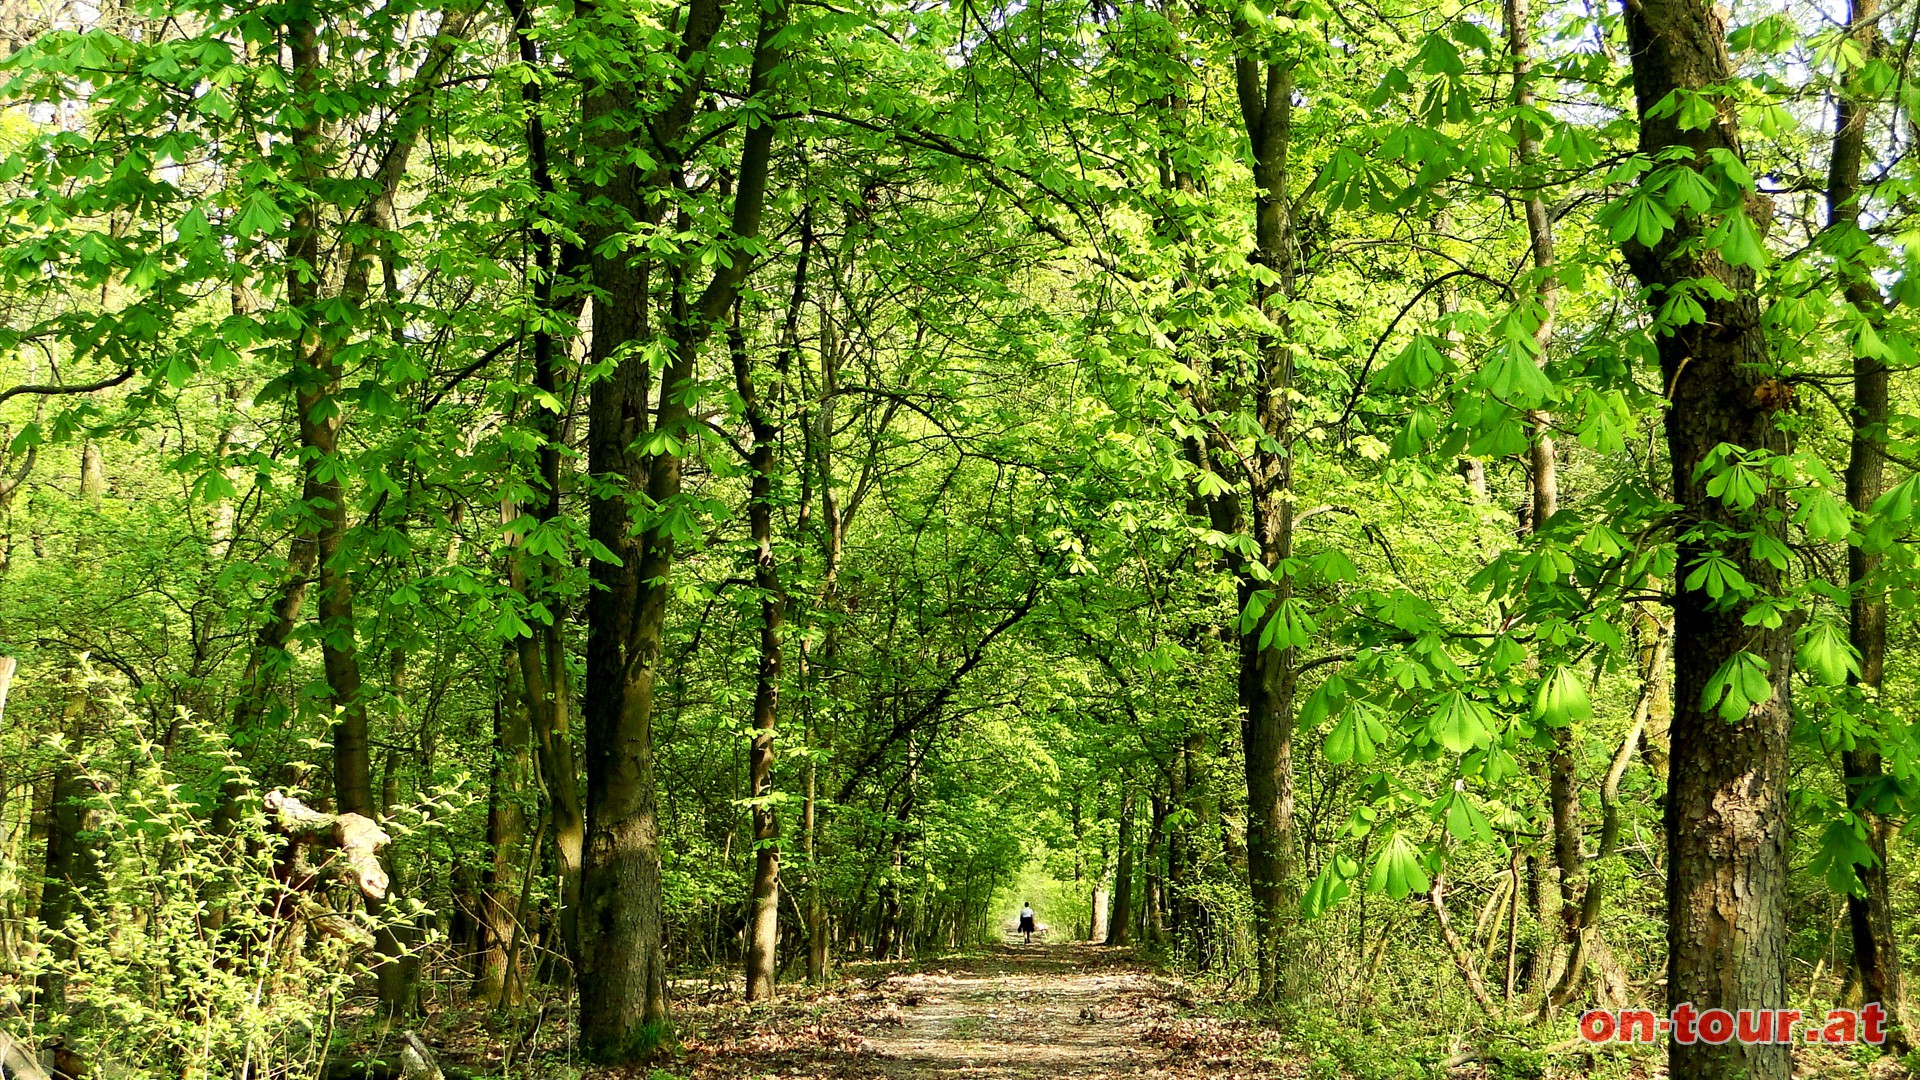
[{"xmin": 3, "ymin": 698, "xmax": 388, "ymax": 1080}]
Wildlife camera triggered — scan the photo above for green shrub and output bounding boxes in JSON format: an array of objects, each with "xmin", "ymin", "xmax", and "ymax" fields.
[{"xmin": 2, "ymin": 696, "xmax": 405, "ymax": 1080}]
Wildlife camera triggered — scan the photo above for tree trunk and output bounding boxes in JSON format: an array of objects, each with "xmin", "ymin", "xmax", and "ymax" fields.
[
  {"xmin": 505, "ymin": 0, "xmax": 585, "ymax": 980},
  {"xmin": 1621, "ymin": 1, "xmax": 1793, "ymax": 1075},
  {"xmin": 1824, "ymin": 0, "xmax": 1909, "ymax": 1050},
  {"xmin": 732, "ymin": 311, "xmax": 788, "ymax": 1003},
  {"xmin": 574, "ymin": 0, "xmax": 783, "ymax": 1052},
  {"xmin": 1145, "ymin": 789, "xmax": 1167, "ymax": 945},
  {"xmin": 38, "ymin": 675, "xmax": 104, "ymax": 1009},
  {"xmin": 1231, "ymin": 26, "xmax": 1301, "ymax": 1002},
  {"xmin": 477, "ymin": 644, "xmax": 533, "ymax": 1004},
  {"xmin": 805, "ymin": 756, "xmax": 828, "ymax": 982},
  {"xmin": 1504, "ymin": 0, "xmax": 1585, "ymax": 1012},
  {"xmin": 1107, "ymin": 788, "xmax": 1133, "ymax": 945}
]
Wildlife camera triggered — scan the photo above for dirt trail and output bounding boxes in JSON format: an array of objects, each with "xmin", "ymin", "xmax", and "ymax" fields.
[
  {"xmin": 670, "ymin": 941, "xmax": 1296, "ymax": 1080},
  {"xmin": 859, "ymin": 944, "xmax": 1171, "ymax": 1077}
]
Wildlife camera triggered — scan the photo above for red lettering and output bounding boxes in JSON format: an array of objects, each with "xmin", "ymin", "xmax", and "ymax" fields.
[
  {"xmin": 1862, "ymin": 1003, "xmax": 1887, "ymax": 1045},
  {"xmin": 1672, "ymin": 1003, "xmax": 1699, "ymax": 1044}
]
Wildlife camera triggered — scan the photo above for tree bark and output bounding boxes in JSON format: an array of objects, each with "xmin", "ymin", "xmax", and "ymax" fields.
[
  {"xmin": 574, "ymin": 0, "xmax": 783, "ymax": 1054},
  {"xmin": 1825, "ymin": 0, "xmax": 1909, "ymax": 1047},
  {"xmin": 1621, "ymin": 1, "xmax": 1793, "ymax": 1075},
  {"xmin": 1106, "ymin": 787, "xmax": 1133, "ymax": 945},
  {"xmin": 732, "ymin": 307, "xmax": 788, "ymax": 1002},
  {"xmin": 1232, "ymin": 34, "xmax": 1300, "ymax": 1000}
]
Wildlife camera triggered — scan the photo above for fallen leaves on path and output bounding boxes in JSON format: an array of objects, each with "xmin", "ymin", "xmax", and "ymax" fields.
[{"xmin": 655, "ymin": 944, "xmax": 1305, "ymax": 1080}]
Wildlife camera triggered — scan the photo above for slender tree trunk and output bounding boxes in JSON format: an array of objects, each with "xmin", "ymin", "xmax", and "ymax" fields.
[
  {"xmin": 1431, "ymin": 871, "xmax": 1495, "ymax": 1012},
  {"xmin": 1107, "ymin": 788, "xmax": 1133, "ymax": 945},
  {"xmin": 805, "ymin": 756, "xmax": 828, "ymax": 982},
  {"xmin": 732, "ymin": 310, "xmax": 788, "ymax": 1002},
  {"xmin": 1145, "ymin": 790, "xmax": 1167, "ymax": 945},
  {"xmin": 1621, "ymin": 2, "xmax": 1793, "ymax": 1075},
  {"xmin": 38, "ymin": 675, "xmax": 103, "ymax": 1010},
  {"xmin": 505, "ymin": 0, "xmax": 585, "ymax": 979},
  {"xmin": 1553, "ymin": 614, "xmax": 1669, "ymax": 1009},
  {"xmin": 1232, "ymin": 36, "xmax": 1300, "ymax": 1001},
  {"xmin": 1505, "ymin": 0, "xmax": 1585, "ymax": 1011},
  {"xmin": 1824, "ymin": 0, "xmax": 1910, "ymax": 1044},
  {"xmin": 283, "ymin": 13, "xmax": 373, "ymax": 823},
  {"xmin": 478, "ymin": 644, "xmax": 533, "ymax": 1003}
]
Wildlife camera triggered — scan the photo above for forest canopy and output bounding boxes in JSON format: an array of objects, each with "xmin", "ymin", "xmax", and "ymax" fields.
[{"xmin": 0, "ymin": 0, "xmax": 1916, "ymax": 1076}]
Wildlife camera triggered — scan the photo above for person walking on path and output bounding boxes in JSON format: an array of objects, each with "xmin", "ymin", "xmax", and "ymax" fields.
[{"xmin": 1018, "ymin": 901, "xmax": 1037, "ymax": 945}]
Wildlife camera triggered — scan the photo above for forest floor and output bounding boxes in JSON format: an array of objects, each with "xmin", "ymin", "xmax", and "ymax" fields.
[
  {"xmin": 405, "ymin": 944, "xmax": 1913, "ymax": 1079},
  {"xmin": 659, "ymin": 940, "xmax": 1300, "ymax": 1079}
]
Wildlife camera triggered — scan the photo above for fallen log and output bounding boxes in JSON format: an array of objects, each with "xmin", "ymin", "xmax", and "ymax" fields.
[
  {"xmin": 322, "ymin": 1034, "xmax": 464, "ymax": 1080},
  {"xmin": 0, "ymin": 1032, "xmax": 50, "ymax": 1080},
  {"xmin": 264, "ymin": 790, "xmax": 390, "ymax": 900}
]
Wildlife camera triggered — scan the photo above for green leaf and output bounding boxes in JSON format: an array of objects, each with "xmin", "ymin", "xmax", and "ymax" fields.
[
  {"xmin": 1324, "ymin": 705, "xmax": 1387, "ymax": 766},
  {"xmin": 1531, "ymin": 665, "xmax": 1592, "ymax": 727},
  {"xmin": 1701, "ymin": 650, "xmax": 1773, "ymax": 721},
  {"xmin": 1706, "ymin": 208, "xmax": 1768, "ymax": 270},
  {"xmin": 1797, "ymin": 490, "xmax": 1852, "ymax": 542},
  {"xmin": 1443, "ymin": 792, "xmax": 1495, "ymax": 845},
  {"xmin": 1301, "ymin": 858, "xmax": 1352, "ymax": 918},
  {"xmin": 1796, "ymin": 620, "xmax": 1858, "ymax": 687},
  {"xmin": 1367, "ymin": 833, "xmax": 1431, "ymax": 901},
  {"xmin": 1429, "ymin": 691, "xmax": 1494, "ymax": 754},
  {"xmin": 1704, "ymin": 458, "xmax": 1766, "ymax": 510},
  {"xmin": 1808, "ymin": 817, "xmax": 1878, "ymax": 895}
]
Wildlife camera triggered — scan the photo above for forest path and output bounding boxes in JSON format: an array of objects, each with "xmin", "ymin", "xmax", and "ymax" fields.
[
  {"xmin": 671, "ymin": 942, "xmax": 1303, "ymax": 1079},
  {"xmin": 857, "ymin": 942, "xmax": 1170, "ymax": 1078}
]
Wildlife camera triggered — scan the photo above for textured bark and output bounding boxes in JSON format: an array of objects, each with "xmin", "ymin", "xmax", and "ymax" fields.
[
  {"xmin": 1231, "ymin": 22, "xmax": 1301, "ymax": 1002},
  {"xmin": 574, "ymin": 0, "xmax": 783, "ymax": 1054},
  {"xmin": 1621, "ymin": 0, "xmax": 1793, "ymax": 1074},
  {"xmin": 1821, "ymin": 0, "xmax": 1911, "ymax": 1044}
]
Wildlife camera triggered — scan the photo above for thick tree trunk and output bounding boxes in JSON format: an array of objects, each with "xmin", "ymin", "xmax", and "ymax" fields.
[
  {"xmin": 1622, "ymin": 1, "xmax": 1793, "ymax": 1075},
  {"xmin": 574, "ymin": 0, "xmax": 782, "ymax": 1053}
]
